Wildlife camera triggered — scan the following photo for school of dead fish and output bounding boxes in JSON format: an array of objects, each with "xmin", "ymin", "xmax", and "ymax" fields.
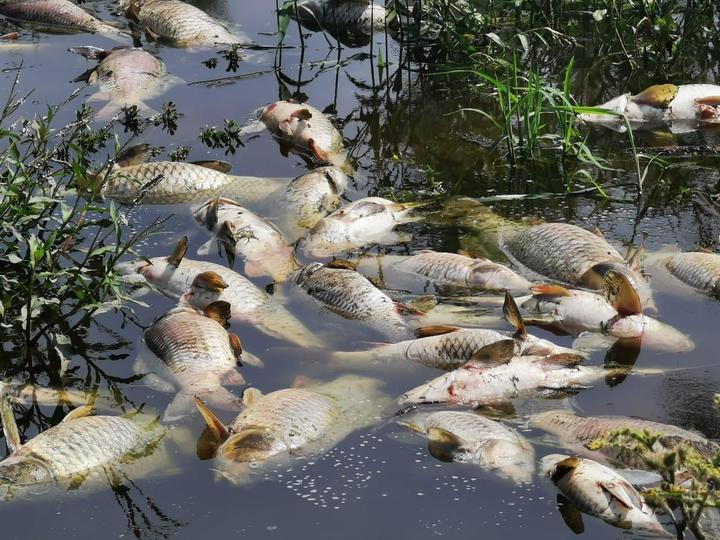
[{"xmin": 1, "ymin": 1, "xmax": 720, "ymax": 538}]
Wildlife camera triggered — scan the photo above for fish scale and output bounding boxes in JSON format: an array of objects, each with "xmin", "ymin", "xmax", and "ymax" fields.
[
  {"xmin": 0, "ymin": 0, "xmax": 122, "ymax": 35},
  {"xmin": 666, "ymin": 252, "xmax": 720, "ymax": 294},
  {"xmin": 405, "ymin": 329, "xmax": 510, "ymax": 369}
]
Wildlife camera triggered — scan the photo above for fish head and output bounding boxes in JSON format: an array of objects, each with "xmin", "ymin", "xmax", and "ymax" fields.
[
  {"xmin": 528, "ymin": 409, "xmax": 575, "ymax": 434},
  {"xmin": 579, "ymin": 94, "xmax": 629, "ymax": 125},
  {"xmin": 467, "ymin": 265, "xmax": 531, "ymax": 291},
  {"xmin": 603, "ymin": 315, "xmax": 694, "ymax": 352},
  {"xmin": 114, "ymin": 257, "xmax": 155, "ymax": 276},
  {"xmin": 301, "ymin": 219, "xmax": 348, "ymax": 258},
  {"xmin": 0, "ymin": 456, "xmax": 54, "ymax": 499},
  {"xmin": 398, "ymin": 372, "xmax": 455, "ymax": 405},
  {"xmin": 181, "ymin": 284, "xmax": 221, "ymax": 311},
  {"xmin": 538, "ymin": 453, "xmax": 572, "ymax": 478},
  {"xmin": 192, "ymin": 198, "xmax": 220, "ymax": 230},
  {"xmin": 292, "ymin": 262, "xmax": 324, "ymax": 286},
  {"xmin": 484, "ymin": 439, "xmax": 535, "ymax": 484},
  {"xmin": 520, "ymin": 337, "xmax": 586, "ymax": 360}
]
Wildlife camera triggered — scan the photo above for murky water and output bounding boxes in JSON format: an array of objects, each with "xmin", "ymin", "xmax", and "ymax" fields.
[{"xmin": 2, "ymin": 1, "xmax": 720, "ymax": 539}]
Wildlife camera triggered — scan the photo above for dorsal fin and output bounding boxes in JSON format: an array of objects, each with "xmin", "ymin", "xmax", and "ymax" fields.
[
  {"xmin": 242, "ymin": 387, "xmax": 263, "ymax": 407},
  {"xmin": 603, "ymin": 271, "xmax": 642, "ymax": 316},
  {"xmin": 531, "ymin": 284, "xmax": 572, "ymax": 297},
  {"xmin": 229, "ymin": 333, "xmax": 243, "ymax": 365},
  {"xmin": 115, "ymin": 144, "xmax": 153, "ymax": 168},
  {"xmin": 466, "ymin": 339, "xmax": 516, "ymax": 366},
  {"xmin": 503, "ymin": 291, "xmax": 527, "ymax": 338},
  {"xmin": 535, "ymin": 354, "xmax": 584, "ymax": 369},
  {"xmin": 62, "ymin": 405, "xmax": 94, "ymax": 423},
  {"xmin": 203, "ymin": 301, "xmax": 232, "ymax": 327},
  {"xmin": 600, "ymin": 480, "xmax": 642, "ymax": 510},
  {"xmin": 167, "ymin": 236, "xmax": 188, "ymax": 267},
  {"xmin": 0, "ymin": 397, "xmax": 22, "ymax": 454},
  {"xmin": 191, "ymin": 160, "xmax": 232, "ymax": 174},
  {"xmin": 192, "ymin": 271, "xmax": 228, "ymax": 292},
  {"xmin": 325, "ymin": 258, "xmax": 357, "ymax": 270},
  {"xmin": 426, "ymin": 427, "xmax": 469, "ymax": 463},
  {"xmin": 413, "ymin": 325, "xmax": 460, "ymax": 338},
  {"xmin": 590, "ymin": 227, "xmax": 605, "ymax": 240},
  {"xmin": 194, "ymin": 397, "xmax": 229, "ymax": 442}
]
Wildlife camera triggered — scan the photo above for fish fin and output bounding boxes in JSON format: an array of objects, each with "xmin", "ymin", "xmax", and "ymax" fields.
[
  {"xmin": 67, "ymin": 45, "xmax": 108, "ymax": 60},
  {"xmin": 405, "ymin": 295, "xmax": 437, "ymax": 314},
  {"xmin": 167, "ymin": 236, "xmax": 188, "ymax": 267},
  {"xmin": 193, "ymin": 271, "xmax": 229, "ymax": 292},
  {"xmin": 221, "ymin": 429, "xmax": 274, "ymax": 462},
  {"xmin": 590, "ymin": 226, "xmax": 605, "ymax": 239},
  {"xmin": 220, "ymin": 369, "xmax": 245, "ymax": 386},
  {"xmin": 599, "ymin": 480, "xmax": 641, "ymax": 510},
  {"xmin": 603, "ymin": 270, "xmax": 642, "ymax": 316},
  {"xmin": 228, "ymin": 333, "xmax": 243, "ymax": 366},
  {"xmin": 72, "ymin": 66, "xmax": 99, "ymax": 84},
  {"xmin": 396, "ymin": 420, "xmax": 425, "ymax": 434},
  {"xmin": 325, "ymin": 258, "xmax": 357, "ymax": 270},
  {"xmin": 695, "ymin": 96, "xmax": 720, "ymax": 106},
  {"xmin": 239, "ymin": 350, "xmax": 264, "ymax": 369},
  {"xmin": 626, "ymin": 243, "xmax": 644, "ymax": 272},
  {"xmin": 0, "ymin": 397, "xmax": 22, "ymax": 454},
  {"xmin": 467, "ymin": 339, "xmax": 516, "ymax": 366},
  {"xmin": 556, "ymin": 494, "xmax": 585, "ymax": 534},
  {"xmin": 413, "ymin": 325, "xmax": 460, "ymax": 338},
  {"xmin": 191, "ymin": 160, "xmax": 233, "ymax": 174},
  {"xmin": 144, "ymin": 25, "xmax": 160, "ymax": 42},
  {"xmin": 95, "ymin": 101, "xmax": 125, "ymax": 120},
  {"xmin": 349, "ymin": 200, "xmax": 387, "ymax": 218},
  {"xmin": 308, "ymin": 138, "xmax": 330, "ymax": 162},
  {"xmin": 115, "ymin": 143, "xmax": 153, "ymax": 168},
  {"xmin": 503, "ymin": 291, "xmax": 527, "ymax": 338},
  {"xmin": 87, "ymin": 73, "xmax": 100, "ymax": 87},
  {"xmin": 535, "ymin": 354, "xmax": 584, "ymax": 369},
  {"xmin": 631, "ymin": 84, "xmax": 679, "ymax": 107},
  {"xmin": 427, "ymin": 427, "xmax": 470, "ymax": 463},
  {"xmin": 1, "ymin": 32, "xmax": 20, "ymax": 40},
  {"xmin": 242, "ymin": 387, "xmax": 263, "ymax": 406},
  {"xmin": 196, "ymin": 237, "xmax": 215, "ymax": 257},
  {"xmin": 531, "ymin": 284, "xmax": 572, "ymax": 297},
  {"xmin": 698, "ymin": 246, "xmax": 713, "ymax": 254},
  {"xmin": 550, "ymin": 455, "xmax": 582, "ymax": 482},
  {"xmin": 291, "ymin": 108, "xmax": 313, "ymax": 121},
  {"xmin": 61, "ymin": 405, "xmax": 94, "ymax": 423},
  {"xmin": 203, "ymin": 301, "xmax": 232, "ymax": 327},
  {"xmin": 163, "ymin": 394, "xmax": 196, "ymax": 422},
  {"xmin": 193, "ymin": 397, "xmax": 230, "ymax": 441},
  {"xmin": 395, "ymin": 301, "xmax": 426, "ymax": 316},
  {"xmin": 67, "ymin": 472, "xmax": 90, "ymax": 490},
  {"xmin": 457, "ymin": 249, "xmax": 472, "ymax": 257}
]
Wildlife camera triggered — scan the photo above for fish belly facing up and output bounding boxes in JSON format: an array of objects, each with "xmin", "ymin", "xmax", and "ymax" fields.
[
  {"xmin": 301, "ymin": 197, "xmax": 416, "ymax": 258},
  {"xmin": 278, "ymin": 166, "xmax": 348, "ymax": 238},
  {"xmin": 541, "ymin": 454, "xmax": 669, "ymax": 535},
  {"xmin": 0, "ymin": 406, "xmax": 164, "ymax": 500},
  {"xmin": 193, "ymin": 198, "xmax": 298, "ymax": 282},
  {"xmin": 259, "ymin": 101, "xmax": 346, "ymax": 166},
  {"xmin": 100, "ymin": 161, "xmax": 287, "ymax": 205},
  {"xmin": 666, "ymin": 251, "xmax": 720, "ymax": 295},
  {"xmin": 522, "ymin": 287, "xmax": 618, "ymax": 335},
  {"xmin": 123, "ymin": 0, "xmax": 248, "ymax": 47},
  {"xmin": 0, "ymin": 0, "xmax": 125, "ymax": 37},
  {"xmin": 143, "ymin": 305, "xmax": 245, "ymax": 421},
  {"xmin": 394, "ymin": 250, "xmax": 531, "ymax": 292},
  {"xmin": 402, "ymin": 410, "xmax": 535, "ymax": 484},
  {"xmin": 292, "ymin": 262, "xmax": 414, "ymax": 341}
]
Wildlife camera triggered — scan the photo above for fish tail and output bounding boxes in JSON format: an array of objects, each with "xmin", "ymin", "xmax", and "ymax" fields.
[
  {"xmin": 163, "ymin": 387, "xmax": 241, "ymax": 423},
  {"xmin": 255, "ymin": 304, "xmax": 326, "ymax": 348}
]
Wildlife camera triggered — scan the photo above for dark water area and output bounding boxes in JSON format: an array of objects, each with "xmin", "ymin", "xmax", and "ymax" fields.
[{"xmin": 1, "ymin": 1, "xmax": 720, "ymax": 539}]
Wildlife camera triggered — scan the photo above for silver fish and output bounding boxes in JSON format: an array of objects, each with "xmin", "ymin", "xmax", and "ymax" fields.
[
  {"xmin": 393, "ymin": 250, "xmax": 531, "ymax": 291},
  {"xmin": 0, "ymin": 0, "xmax": 125, "ymax": 37},
  {"xmin": 120, "ymin": 0, "xmax": 248, "ymax": 47},
  {"xmin": 193, "ymin": 197, "xmax": 298, "ymax": 282},
  {"xmin": 142, "ymin": 302, "xmax": 245, "ymax": 421},
  {"xmin": 292, "ymin": 261, "xmax": 415, "ymax": 341},
  {"xmin": 0, "ymin": 401, "xmax": 164, "ymax": 501},
  {"xmin": 666, "ymin": 251, "xmax": 720, "ymax": 295},
  {"xmin": 400, "ymin": 410, "xmax": 535, "ymax": 484},
  {"xmin": 541, "ymin": 454, "xmax": 669, "ymax": 536},
  {"xmin": 293, "ymin": 0, "xmax": 387, "ymax": 46},
  {"xmin": 301, "ymin": 197, "xmax": 417, "ymax": 258}
]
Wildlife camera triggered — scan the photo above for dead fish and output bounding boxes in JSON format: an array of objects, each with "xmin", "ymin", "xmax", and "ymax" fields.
[
  {"xmin": 398, "ymin": 341, "xmax": 605, "ymax": 406},
  {"xmin": 141, "ymin": 302, "xmax": 246, "ymax": 421},
  {"xmin": 501, "ymin": 223, "xmax": 652, "ymax": 307},
  {"xmin": 70, "ymin": 46, "xmax": 182, "ymax": 119},
  {"xmin": 520, "ymin": 271, "xmax": 694, "ymax": 352},
  {"xmin": 90, "ymin": 146, "xmax": 288, "ymax": 204},
  {"xmin": 333, "ymin": 293, "xmax": 584, "ymax": 369},
  {"xmin": 0, "ymin": 399, "xmax": 164, "ymax": 501},
  {"xmin": 293, "ymin": 0, "xmax": 387, "ymax": 46},
  {"xmin": 120, "ymin": 0, "xmax": 249, "ymax": 47},
  {"xmin": 0, "ymin": 0, "xmax": 126, "ymax": 37},
  {"xmin": 580, "ymin": 84, "xmax": 720, "ymax": 129},
  {"xmin": 393, "ymin": 250, "xmax": 531, "ymax": 292},
  {"xmin": 116, "ymin": 237, "xmax": 324, "ymax": 348},
  {"xmin": 195, "ymin": 375, "xmax": 388, "ymax": 477},
  {"xmin": 259, "ymin": 100, "xmax": 347, "ymax": 167},
  {"xmin": 193, "ymin": 197, "xmax": 298, "ymax": 282},
  {"xmin": 292, "ymin": 261, "xmax": 416, "ymax": 341},
  {"xmin": 541, "ymin": 454, "xmax": 669, "ymax": 536},
  {"xmin": 666, "ymin": 250, "xmax": 720, "ymax": 295},
  {"xmin": 301, "ymin": 197, "xmax": 417, "ymax": 258},
  {"xmin": 400, "ymin": 411, "xmax": 535, "ymax": 484},
  {"xmin": 278, "ymin": 166, "xmax": 349, "ymax": 238},
  {"xmin": 530, "ymin": 410, "xmax": 719, "ymax": 465}
]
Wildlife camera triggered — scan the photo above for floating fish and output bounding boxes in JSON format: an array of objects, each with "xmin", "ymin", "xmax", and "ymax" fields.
[
  {"xmin": 141, "ymin": 301, "xmax": 246, "ymax": 421},
  {"xmin": 400, "ymin": 410, "xmax": 534, "ymax": 484},
  {"xmin": 119, "ymin": 0, "xmax": 249, "ymax": 47},
  {"xmin": 301, "ymin": 197, "xmax": 417, "ymax": 258},
  {"xmin": 666, "ymin": 250, "xmax": 720, "ymax": 296},
  {"xmin": 193, "ymin": 197, "xmax": 298, "ymax": 282},
  {"xmin": 292, "ymin": 261, "xmax": 416, "ymax": 341},
  {"xmin": 541, "ymin": 454, "xmax": 669, "ymax": 536},
  {"xmin": 293, "ymin": 0, "xmax": 387, "ymax": 47},
  {"xmin": 69, "ymin": 46, "xmax": 182, "ymax": 119},
  {"xmin": 0, "ymin": 399, "xmax": 164, "ymax": 500},
  {"xmin": 0, "ymin": 0, "xmax": 126, "ymax": 37}
]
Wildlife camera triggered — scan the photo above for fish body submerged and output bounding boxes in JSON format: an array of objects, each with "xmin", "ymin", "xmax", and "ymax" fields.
[
  {"xmin": 294, "ymin": 0, "xmax": 387, "ymax": 46},
  {"xmin": 101, "ymin": 161, "xmax": 287, "ymax": 204},
  {"xmin": 293, "ymin": 262, "xmax": 413, "ymax": 341},
  {"xmin": 0, "ymin": 0, "xmax": 124, "ymax": 36},
  {"xmin": 394, "ymin": 250, "xmax": 530, "ymax": 291},
  {"xmin": 402, "ymin": 411, "xmax": 534, "ymax": 484},
  {"xmin": 121, "ymin": 0, "xmax": 248, "ymax": 47},
  {"xmin": 279, "ymin": 166, "xmax": 348, "ymax": 238},
  {"xmin": 260, "ymin": 101, "xmax": 346, "ymax": 166},
  {"xmin": 143, "ymin": 304, "xmax": 244, "ymax": 421},
  {"xmin": 666, "ymin": 251, "xmax": 720, "ymax": 295},
  {"xmin": 541, "ymin": 454, "xmax": 669, "ymax": 535},
  {"xmin": 400, "ymin": 353, "xmax": 603, "ymax": 406},
  {"xmin": 302, "ymin": 197, "xmax": 415, "ymax": 258},
  {"xmin": 193, "ymin": 198, "xmax": 297, "ymax": 282}
]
